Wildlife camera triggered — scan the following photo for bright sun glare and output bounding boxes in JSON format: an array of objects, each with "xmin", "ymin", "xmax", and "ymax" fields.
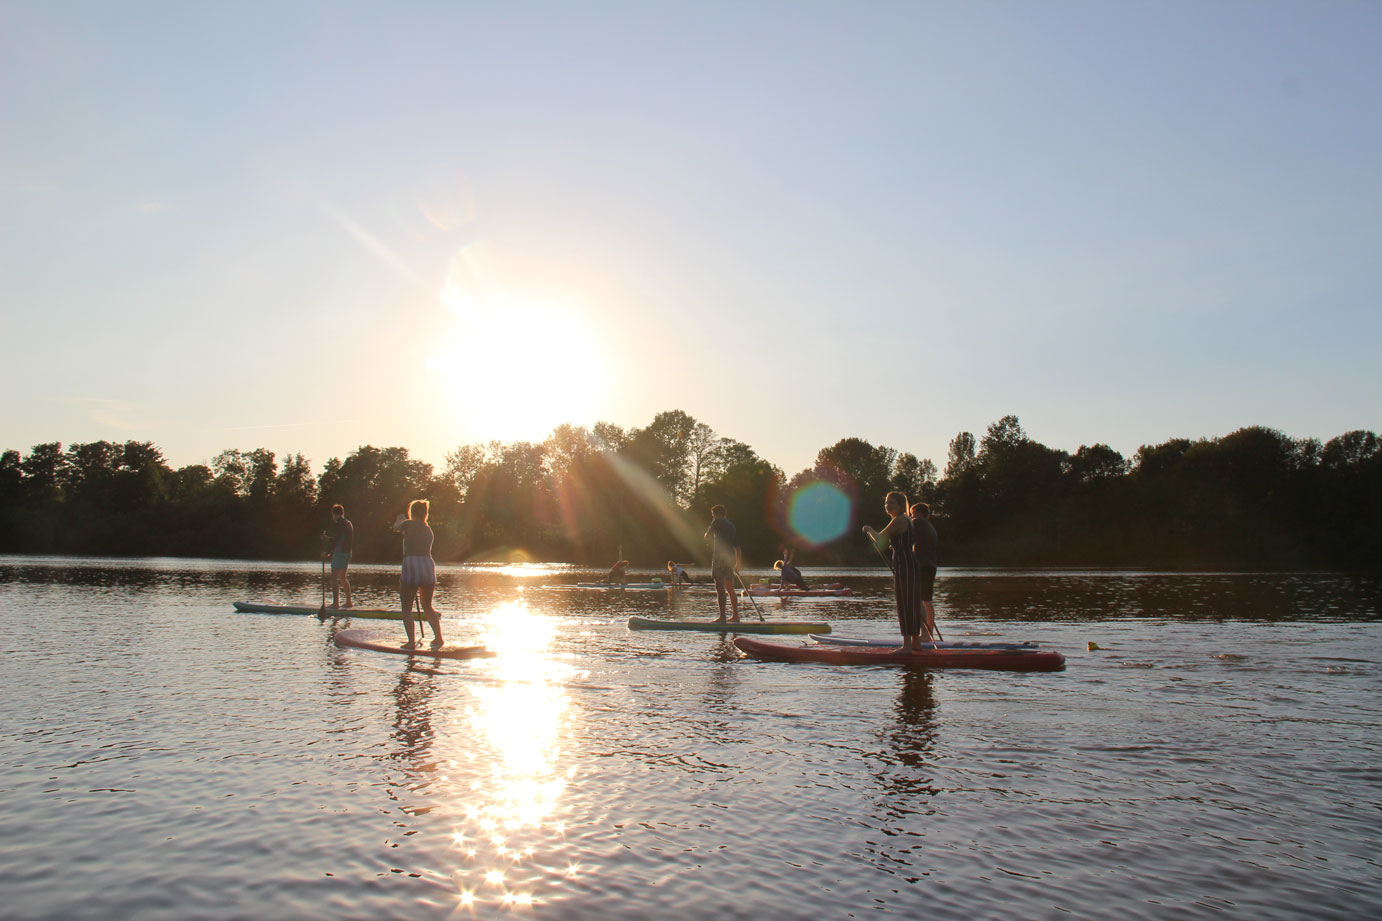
[{"xmin": 429, "ymin": 291, "xmax": 607, "ymax": 444}]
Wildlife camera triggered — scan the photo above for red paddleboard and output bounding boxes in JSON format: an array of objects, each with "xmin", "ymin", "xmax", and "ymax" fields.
[
  {"xmin": 334, "ymin": 628, "xmax": 494, "ymax": 660},
  {"xmin": 734, "ymin": 635, "xmax": 1065, "ymax": 672}
]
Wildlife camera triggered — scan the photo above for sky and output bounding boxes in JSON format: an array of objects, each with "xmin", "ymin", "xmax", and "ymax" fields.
[{"xmin": 3, "ymin": 1, "xmax": 1379, "ymax": 480}]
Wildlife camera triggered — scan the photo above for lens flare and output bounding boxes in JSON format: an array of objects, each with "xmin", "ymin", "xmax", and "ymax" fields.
[{"xmin": 787, "ymin": 481, "xmax": 853, "ymax": 546}]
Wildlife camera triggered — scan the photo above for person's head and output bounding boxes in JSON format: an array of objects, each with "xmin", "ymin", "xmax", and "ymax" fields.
[
  {"xmin": 884, "ymin": 491, "xmax": 908, "ymax": 517},
  {"xmin": 710, "ymin": 504, "xmax": 727, "ymax": 519},
  {"xmin": 774, "ymin": 560, "xmax": 785, "ymax": 571},
  {"xmin": 910, "ymin": 502, "xmax": 931, "ymax": 520},
  {"xmin": 331, "ymin": 503, "xmax": 344, "ymax": 519},
  {"xmin": 408, "ymin": 499, "xmax": 429, "ymax": 522},
  {"xmin": 666, "ymin": 561, "xmax": 676, "ymax": 570}
]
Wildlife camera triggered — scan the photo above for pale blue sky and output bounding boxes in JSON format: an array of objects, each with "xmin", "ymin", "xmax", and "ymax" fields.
[{"xmin": 3, "ymin": 1, "xmax": 1379, "ymax": 479}]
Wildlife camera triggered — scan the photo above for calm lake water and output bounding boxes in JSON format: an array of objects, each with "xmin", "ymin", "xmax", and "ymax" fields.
[{"xmin": 1, "ymin": 556, "xmax": 1379, "ymax": 920}]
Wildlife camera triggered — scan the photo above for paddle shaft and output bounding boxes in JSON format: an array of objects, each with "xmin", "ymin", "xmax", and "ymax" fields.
[{"xmin": 736, "ymin": 570, "xmax": 766, "ymax": 622}]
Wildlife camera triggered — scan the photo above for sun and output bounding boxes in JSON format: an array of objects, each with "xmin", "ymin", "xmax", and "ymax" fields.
[{"xmin": 427, "ymin": 293, "xmax": 608, "ymax": 443}]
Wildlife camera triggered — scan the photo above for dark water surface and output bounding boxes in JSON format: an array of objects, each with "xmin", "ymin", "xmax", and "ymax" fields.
[{"xmin": 1, "ymin": 557, "xmax": 1379, "ymax": 920}]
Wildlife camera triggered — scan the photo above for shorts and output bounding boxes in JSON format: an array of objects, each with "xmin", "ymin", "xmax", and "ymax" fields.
[
  {"xmin": 711, "ymin": 559, "xmax": 735, "ymax": 581},
  {"xmin": 920, "ymin": 566, "xmax": 936, "ymax": 602},
  {"xmin": 401, "ymin": 555, "xmax": 436, "ymax": 586},
  {"xmin": 331, "ymin": 551, "xmax": 352, "ymax": 571}
]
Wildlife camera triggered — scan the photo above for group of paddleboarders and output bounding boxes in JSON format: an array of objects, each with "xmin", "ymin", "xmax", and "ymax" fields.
[
  {"xmin": 326, "ymin": 494, "xmax": 939, "ymax": 653},
  {"xmin": 863, "ymin": 493, "xmax": 940, "ymax": 653},
  {"xmin": 322, "ymin": 500, "xmax": 446, "ymax": 648}
]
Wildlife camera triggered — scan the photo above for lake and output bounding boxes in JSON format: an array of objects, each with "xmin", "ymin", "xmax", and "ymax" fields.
[{"xmin": 1, "ymin": 557, "xmax": 1379, "ymax": 920}]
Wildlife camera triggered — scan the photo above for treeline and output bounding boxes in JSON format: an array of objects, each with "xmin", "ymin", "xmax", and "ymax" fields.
[{"xmin": 1, "ymin": 411, "xmax": 1378, "ymax": 571}]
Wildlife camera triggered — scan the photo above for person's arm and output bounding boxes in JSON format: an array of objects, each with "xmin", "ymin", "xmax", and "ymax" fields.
[{"xmin": 863, "ymin": 516, "xmax": 906, "ymax": 550}]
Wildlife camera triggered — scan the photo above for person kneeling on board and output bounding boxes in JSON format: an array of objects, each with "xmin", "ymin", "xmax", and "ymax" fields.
[
  {"xmin": 606, "ymin": 559, "xmax": 630, "ymax": 586},
  {"xmin": 774, "ymin": 548, "xmax": 809, "ymax": 591},
  {"xmin": 665, "ymin": 560, "xmax": 696, "ymax": 585}
]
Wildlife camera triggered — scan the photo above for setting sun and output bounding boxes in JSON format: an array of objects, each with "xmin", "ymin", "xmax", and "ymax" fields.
[{"xmin": 429, "ymin": 290, "xmax": 608, "ymax": 444}]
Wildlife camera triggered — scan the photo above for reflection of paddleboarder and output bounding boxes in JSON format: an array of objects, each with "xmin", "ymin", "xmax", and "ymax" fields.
[
  {"xmin": 704, "ymin": 504, "xmax": 741, "ymax": 623},
  {"xmin": 392, "ymin": 500, "xmax": 443, "ymax": 649}
]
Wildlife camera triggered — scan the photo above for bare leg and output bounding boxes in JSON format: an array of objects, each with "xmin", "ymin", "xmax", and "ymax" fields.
[
  {"xmin": 421, "ymin": 585, "xmax": 442, "ymax": 646},
  {"xmin": 713, "ymin": 578, "xmax": 728, "ymax": 621},
  {"xmin": 341, "ymin": 570, "xmax": 352, "ymax": 608},
  {"xmin": 401, "ymin": 584, "xmax": 418, "ymax": 647},
  {"xmin": 728, "ymin": 582, "xmax": 740, "ymax": 622}
]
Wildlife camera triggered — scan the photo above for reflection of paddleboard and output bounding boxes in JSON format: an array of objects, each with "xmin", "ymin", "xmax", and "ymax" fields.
[
  {"xmin": 627, "ymin": 616, "xmax": 830, "ymax": 635},
  {"xmin": 734, "ymin": 636, "xmax": 1064, "ymax": 671},
  {"xmin": 334, "ymin": 628, "xmax": 494, "ymax": 660},
  {"xmin": 809, "ymin": 634, "xmax": 1039, "ymax": 650},
  {"xmin": 234, "ymin": 601, "xmax": 411, "ymax": 620}
]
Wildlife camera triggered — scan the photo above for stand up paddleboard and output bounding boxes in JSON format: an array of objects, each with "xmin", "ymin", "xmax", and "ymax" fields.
[
  {"xmin": 573, "ymin": 582, "xmax": 686, "ymax": 591},
  {"xmin": 744, "ymin": 584, "xmax": 853, "ymax": 597},
  {"xmin": 333, "ymin": 628, "xmax": 494, "ymax": 660},
  {"xmin": 734, "ymin": 635, "xmax": 1064, "ymax": 671},
  {"xmin": 234, "ymin": 601, "xmax": 414, "ymax": 619},
  {"xmin": 628, "ymin": 616, "xmax": 831, "ymax": 635}
]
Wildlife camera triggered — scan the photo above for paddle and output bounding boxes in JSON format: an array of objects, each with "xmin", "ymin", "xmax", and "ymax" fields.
[
  {"xmin": 736, "ymin": 569, "xmax": 766, "ymax": 622},
  {"xmin": 862, "ymin": 528, "xmax": 943, "ymax": 644},
  {"xmin": 319, "ymin": 552, "xmax": 327, "ymax": 615}
]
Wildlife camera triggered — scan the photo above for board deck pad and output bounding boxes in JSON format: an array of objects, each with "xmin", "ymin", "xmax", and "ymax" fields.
[
  {"xmin": 628, "ymin": 615, "xmax": 831, "ymax": 635},
  {"xmin": 735, "ymin": 635, "xmax": 1065, "ymax": 671},
  {"xmin": 333, "ymin": 628, "xmax": 494, "ymax": 660}
]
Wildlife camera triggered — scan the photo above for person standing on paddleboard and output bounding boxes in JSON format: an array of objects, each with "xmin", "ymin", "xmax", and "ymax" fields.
[
  {"xmin": 704, "ymin": 504, "xmax": 742, "ymax": 622},
  {"xmin": 392, "ymin": 500, "xmax": 443, "ymax": 648},
  {"xmin": 909, "ymin": 502, "xmax": 940, "ymax": 642},
  {"xmin": 863, "ymin": 491, "xmax": 931, "ymax": 653},
  {"xmin": 324, "ymin": 504, "xmax": 355, "ymax": 609}
]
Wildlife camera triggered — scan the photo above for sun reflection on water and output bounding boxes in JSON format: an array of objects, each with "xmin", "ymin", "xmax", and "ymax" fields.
[{"xmin": 447, "ymin": 600, "xmax": 577, "ymax": 911}]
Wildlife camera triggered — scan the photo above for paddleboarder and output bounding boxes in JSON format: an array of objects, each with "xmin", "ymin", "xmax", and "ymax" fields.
[
  {"xmin": 324, "ymin": 504, "xmax": 354, "ymax": 609},
  {"xmin": 775, "ymin": 547, "xmax": 809, "ymax": 591},
  {"xmin": 704, "ymin": 504, "xmax": 742, "ymax": 622},
  {"xmin": 665, "ymin": 560, "xmax": 696, "ymax": 585},
  {"xmin": 392, "ymin": 499, "xmax": 443, "ymax": 648},
  {"xmin": 606, "ymin": 559, "xmax": 630, "ymax": 586},
  {"xmin": 910, "ymin": 502, "xmax": 940, "ymax": 641},
  {"xmin": 863, "ymin": 491, "xmax": 931, "ymax": 653}
]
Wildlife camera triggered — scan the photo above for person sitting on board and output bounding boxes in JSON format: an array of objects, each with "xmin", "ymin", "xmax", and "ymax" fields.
[
  {"xmin": 774, "ymin": 548, "xmax": 809, "ymax": 591},
  {"xmin": 665, "ymin": 560, "xmax": 696, "ymax": 585},
  {"xmin": 863, "ymin": 491, "xmax": 933, "ymax": 654},
  {"xmin": 324, "ymin": 503, "xmax": 354, "ymax": 609},
  {"xmin": 704, "ymin": 504, "xmax": 742, "ymax": 622},
  {"xmin": 909, "ymin": 501, "xmax": 940, "ymax": 643},
  {"xmin": 606, "ymin": 559, "xmax": 630, "ymax": 586},
  {"xmin": 392, "ymin": 499, "xmax": 443, "ymax": 648}
]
